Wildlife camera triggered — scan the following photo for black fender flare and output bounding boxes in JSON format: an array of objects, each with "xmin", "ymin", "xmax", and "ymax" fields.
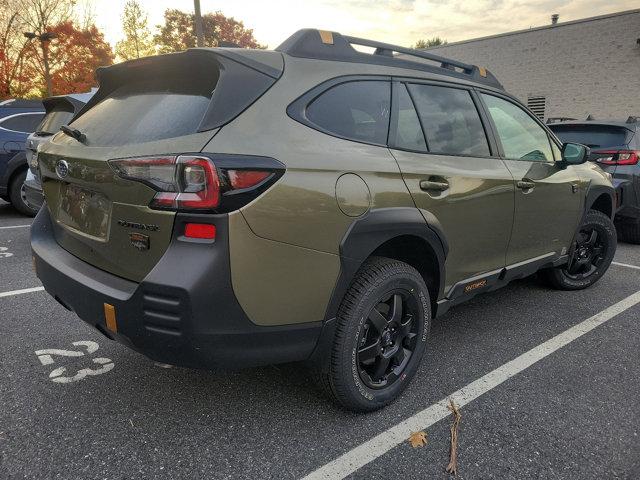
[
  {"xmin": 308, "ymin": 207, "xmax": 447, "ymax": 367},
  {"xmin": 323, "ymin": 207, "xmax": 447, "ymax": 323},
  {"xmin": 584, "ymin": 183, "xmax": 615, "ymax": 219}
]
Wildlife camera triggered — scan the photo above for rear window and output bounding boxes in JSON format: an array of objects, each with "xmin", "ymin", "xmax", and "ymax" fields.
[
  {"xmin": 71, "ymin": 75, "xmax": 215, "ymax": 146},
  {"xmin": 0, "ymin": 113, "xmax": 44, "ymax": 133},
  {"xmin": 550, "ymin": 125, "xmax": 632, "ymax": 149},
  {"xmin": 37, "ymin": 105, "xmax": 75, "ymax": 135},
  {"xmin": 306, "ymin": 81, "xmax": 391, "ymax": 145}
]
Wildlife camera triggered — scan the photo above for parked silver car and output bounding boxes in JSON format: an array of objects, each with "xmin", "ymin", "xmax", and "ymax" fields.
[{"xmin": 24, "ymin": 90, "xmax": 95, "ymax": 213}]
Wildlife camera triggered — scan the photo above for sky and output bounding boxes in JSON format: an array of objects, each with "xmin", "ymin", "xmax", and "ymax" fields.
[{"xmin": 89, "ymin": 0, "xmax": 639, "ymax": 49}]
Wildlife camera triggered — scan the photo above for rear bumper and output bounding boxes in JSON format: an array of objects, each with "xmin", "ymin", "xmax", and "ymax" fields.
[
  {"xmin": 23, "ymin": 171, "xmax": 44, "ymax": 210},
  {"xmin": 31, "ymin": 207, "xmax": 322, "ymax": 369}
]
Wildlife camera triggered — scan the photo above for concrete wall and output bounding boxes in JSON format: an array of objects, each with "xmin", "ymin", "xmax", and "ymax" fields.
[{"xmin": 426, "ymin": 10, "xmax": 640, "ymax": 121}]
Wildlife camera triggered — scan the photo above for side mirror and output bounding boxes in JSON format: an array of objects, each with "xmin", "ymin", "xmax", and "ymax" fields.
[{"xmin": 561, "ymin": 142, "xmax": 590, "ymax": 165}]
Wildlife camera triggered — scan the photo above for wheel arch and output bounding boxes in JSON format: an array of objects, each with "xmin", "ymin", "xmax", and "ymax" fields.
[
  {"xmin": 323, "ymin": 207, "xmax": 447, "ymax": 323},
  {"xmin": 586, "ymin": 186, "xmax": 615, "ymax": 219},
  {"xmin": 3, "ymin": 151, "xmax": 28, "ymax": 193}
]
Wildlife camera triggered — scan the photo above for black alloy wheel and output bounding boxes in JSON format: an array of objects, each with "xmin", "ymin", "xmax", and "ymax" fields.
[{"xmin": 357, "ymin": 291, "xmax": 420, "ymax": 389}]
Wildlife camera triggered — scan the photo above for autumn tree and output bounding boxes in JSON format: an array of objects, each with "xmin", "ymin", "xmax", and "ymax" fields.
[
  {"xmin": 413, "ymin": 37, "xmax": 447, "ymax": 49},
  {"xmin": 154, "ymin": 9, "xmax": 264, "ymax": 53},
  {"xmin": 115, "ymin": 0, "xmax": 155, "ymax": 61},
  {"xmin": 0, "ymin": 0, "xmax": 31, "ymax": 98},
  {"xmin": 40, "ymin": 21, "xmax": 113, "ymax": 96}
]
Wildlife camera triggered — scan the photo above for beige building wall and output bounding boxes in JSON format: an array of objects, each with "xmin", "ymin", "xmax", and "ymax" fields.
[{"xmin": 426, "ymin": 10, "xmax": 640, "ymax": 121}]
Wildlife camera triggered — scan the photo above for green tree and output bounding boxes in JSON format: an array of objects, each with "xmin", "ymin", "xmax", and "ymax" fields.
[
  {"xmin": 115, "ymin": 0, "xmax": 155, "ymax": 61},
  {"xmin": 154, "ymin": 9, "xmax": 264, "ymax": 53},
  {"xmin": 413, "ymin": 37, "xmax": 447, "ymax": 49}
]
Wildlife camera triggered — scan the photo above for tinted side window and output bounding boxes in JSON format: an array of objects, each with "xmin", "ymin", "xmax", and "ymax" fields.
[
  {"xmin": 306, "ymin": 81, "xmax": 390, "ymax": 145},
  {"xmin": 481, "ymin": 94, "xmax": 553, "ymax": 162},
  {"xmin": 391, "ymin": 83, "xmax": 426, "ymax": 151},
  {"xmin": 407, "ymin": 84, "xmax": 490, "ymax": 156},
  {"xmin": 0, "ymin": 113, "xmax": 44, "ymax": 133}
]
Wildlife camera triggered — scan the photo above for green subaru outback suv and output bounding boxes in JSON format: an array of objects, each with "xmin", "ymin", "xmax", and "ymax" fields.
[{"xmin": 31, "ymin": 30, "xmax": 616, "ymax": 411}]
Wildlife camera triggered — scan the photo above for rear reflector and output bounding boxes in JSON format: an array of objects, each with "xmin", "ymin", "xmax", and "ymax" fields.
[
  {"xmin": 104, "ymin": 303, "xmax": 118, "ymax": 333},
  {"xmin": 184, "ymin": 223, "xmax": 216, "ymax": 239}
]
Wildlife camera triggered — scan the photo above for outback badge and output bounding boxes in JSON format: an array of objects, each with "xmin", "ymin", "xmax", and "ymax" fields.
[{"xmin": 129, "ymin": 232, "xmax": 150, "ymax": 251}]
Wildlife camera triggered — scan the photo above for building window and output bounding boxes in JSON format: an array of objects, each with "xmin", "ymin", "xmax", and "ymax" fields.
[{"xmin": 527, "ymin": 95, "xmax": 546, "ymax": 121}]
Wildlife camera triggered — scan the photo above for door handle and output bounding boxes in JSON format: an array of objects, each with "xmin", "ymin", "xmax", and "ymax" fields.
[
  {"xmin": 516, "ymin": 179, "xmax": 536, "ymax": 190},
  {"xmin": 419, "ymin": 179, "xmax": 449, "ymax": 192}
]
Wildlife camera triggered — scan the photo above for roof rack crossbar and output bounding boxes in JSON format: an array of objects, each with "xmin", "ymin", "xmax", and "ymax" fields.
[{"xmin": 342, "ymin": 35, "xmax": 475, "ymax": 73}]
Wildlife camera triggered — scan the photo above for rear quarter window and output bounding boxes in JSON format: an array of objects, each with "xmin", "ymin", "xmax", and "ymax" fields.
[
  {"xmin": 305, "ymin": 80, "xmax": 391, "ymax": 145},
  {"xmin": 0, "ymin": 113, "xmax": 44, "ymax": 133}
]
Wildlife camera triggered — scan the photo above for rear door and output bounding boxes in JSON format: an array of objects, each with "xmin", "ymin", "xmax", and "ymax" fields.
[
  {"xmin": 389, "ymin": 80, "xmax": 514, "ymax": 293},
  {"xmin": 479, "ymin": 92, "xmax": 582, "ymax": 265}
]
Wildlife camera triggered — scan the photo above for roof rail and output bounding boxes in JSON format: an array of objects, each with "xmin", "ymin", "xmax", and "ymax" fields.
[
  {"xmin": 276, "ymin": 29, "xmax": 503, "ymax": 90},
  {"xmin": 546, "ymin": 117, "xmax": 577, "ymax": 124}
]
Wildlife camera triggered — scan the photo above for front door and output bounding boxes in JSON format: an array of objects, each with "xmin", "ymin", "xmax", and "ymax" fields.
[
  {"xmin": 479, "ymin": 93, "xmax": 582, "ymax": 265},
  {"xmin": 389, "ymin": 81, "xmax": 515, "ymax": 293}
]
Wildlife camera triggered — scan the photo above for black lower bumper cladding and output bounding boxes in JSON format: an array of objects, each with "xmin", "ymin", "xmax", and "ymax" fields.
[{"xmin": 30, "ymin": 207, "xmax": 322, "ymax": 369}]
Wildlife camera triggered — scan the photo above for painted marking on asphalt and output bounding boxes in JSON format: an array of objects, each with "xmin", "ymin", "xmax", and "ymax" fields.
[
  {"xmin": 302, "ymin": 290, "xmax": 640, "ymax": 480},
  {"xmin": 612, "ymin": 261, "xmax": 640, "ymax": 271},
  {"xmin": 0, "ymin": 286, "xmax": 44, "ymax": 298},
  {"xmin": 35, "ymin": 340, "xmax": 114, "ymax": 383},
  {"xmin": 0, "ymin": 224, "xmax": 30, "ymax": 230},
  {"xmin": 0, "ymin": 246, "xmax": 12, "ymax": 258}
]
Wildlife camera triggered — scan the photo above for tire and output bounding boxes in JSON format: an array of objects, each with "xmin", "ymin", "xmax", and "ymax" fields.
[
  {"xmin": 616, "ymin": 219, "xmax": 640, "ymax": 245},
  {"xmin": 315, "ymin": 256, "xmax": 431, "ymax": 412},
  {"xmin": 8, "ymin": 170, "xmax": 37, "ymax": 216},
  {"xmin": 541, "ymin": 210, "xmax": 616, "ymax": 290}
]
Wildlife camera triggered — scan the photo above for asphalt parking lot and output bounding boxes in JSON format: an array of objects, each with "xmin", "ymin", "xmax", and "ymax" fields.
[{"xmin": 1, "ymin": 198, "xmax": 639, "ymax": 480}]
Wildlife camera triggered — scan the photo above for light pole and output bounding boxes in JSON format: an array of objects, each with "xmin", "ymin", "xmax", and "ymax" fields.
[
  {"xmin": 24, "ymin": 31, "xmax": 57, "ymax": 97},
  {"xmin": 194, "ymin": 0, "xmax": 204, "ymax": 47}
]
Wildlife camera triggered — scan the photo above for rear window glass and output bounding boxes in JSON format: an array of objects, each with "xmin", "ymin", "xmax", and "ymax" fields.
[
  {"xmin": 306, "ymin": 81, "xmax": 390, "ymax": 145},
  {"xmin": 408, "ymin": 84, "xmax": 490, "ymax": 157},
  {"xmin": 37, "ymin": 105, "xmax": 74, "ymax": 135},
  {"xmin": 72, "ymin": 75, "xmax": 215, "ymax": 146},
  {"xmin": 391, "ymin": 84, "xmax": 426, "ymax": 152},
  {"xmin": 0, "ymin": 113, "xmax": 44, "ymax": 133},
  {"xmin": 550, "ymin": 125, "xmax": 631, "ymax": 149}
]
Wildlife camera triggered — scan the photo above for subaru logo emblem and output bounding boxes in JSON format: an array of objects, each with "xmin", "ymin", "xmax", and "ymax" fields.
[{"xmin": 55, "ymin": 160, "xmax": 69, "ymax": 179}]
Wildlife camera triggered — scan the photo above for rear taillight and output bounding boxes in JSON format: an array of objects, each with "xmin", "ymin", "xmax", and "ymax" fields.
[
  {"xmin": 108, "ymin": 154, "xmax": 283, "ymax": 213},
  {"xmin": 593, "ymin": 150, "xmax": 639, "ymax": 166}
]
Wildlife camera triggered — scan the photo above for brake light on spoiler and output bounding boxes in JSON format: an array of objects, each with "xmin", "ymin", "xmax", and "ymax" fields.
[
  {"xmin": 593, "ymin": 150, "xmax": 639, "ymax": 166},
  {"xmin": 109, "ymin": 154, "xmax": 284, "ymax": 213}
]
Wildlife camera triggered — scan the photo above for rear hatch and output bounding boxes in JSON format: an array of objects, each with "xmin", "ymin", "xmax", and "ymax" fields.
[
  {"xmin": 38, "ymin": 48, "xmax": 283, "ymax": 282},
  {"xmin": 549, "ymin": 123, "xmax": 636, "ymax": 175}
]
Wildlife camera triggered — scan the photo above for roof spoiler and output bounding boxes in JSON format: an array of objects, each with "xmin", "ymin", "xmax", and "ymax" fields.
[
  {"xmin": 276, "ymin": 29, "xmax": 503, "ymax": 89},
  {"xmin": 74, "ymin": 48, "xmax": 284, "ymax": 131}
]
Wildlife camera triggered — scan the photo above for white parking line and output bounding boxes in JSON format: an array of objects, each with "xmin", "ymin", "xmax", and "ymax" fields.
[
  {"xmin": 612, "ymin": 261, "xmax": 640, "ymax": 271},
  {"xmin": 302, "ymin": 290, "xmax": 640, "ymax": 480},
  {"xmin": 0, "ymin": 224, "xmax": 31, "ymax": 230},
  {"xmin": 0, "ymin": 286, "xmax": 44, "ymax": 298}
]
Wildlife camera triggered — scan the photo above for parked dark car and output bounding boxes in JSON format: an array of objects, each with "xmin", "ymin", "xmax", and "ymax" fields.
[
  {"xmin": 23, "ymin": 91, "xmax": 95, "ymax": 213},
  {"xmin": 0, "ymin": 99, "xmax": 44, "ymax": 214},
  {"xmin": 549, "ymin": 117, "xmax": 640, "ymax": 243}
]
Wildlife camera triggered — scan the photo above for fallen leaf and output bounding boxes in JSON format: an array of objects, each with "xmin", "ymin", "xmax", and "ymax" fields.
[{"xmin": 408, "ymin": 430, "xmax": 428, "ymax": 448}]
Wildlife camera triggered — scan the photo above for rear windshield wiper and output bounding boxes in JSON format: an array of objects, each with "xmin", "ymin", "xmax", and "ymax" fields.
[
  {"xmin": 34, "ymin": 130, "xmax": 54, "ymax": 137},
  {"xmin": 60, "ymin": 125, "xmax": 87, "ymax": 143}
]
